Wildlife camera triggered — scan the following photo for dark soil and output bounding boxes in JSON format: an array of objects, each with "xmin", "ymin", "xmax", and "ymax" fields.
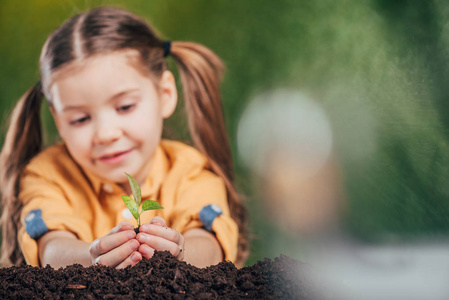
[{"xmin": 0, "ymin": 251, "xmax": 326, "ymax": 299}]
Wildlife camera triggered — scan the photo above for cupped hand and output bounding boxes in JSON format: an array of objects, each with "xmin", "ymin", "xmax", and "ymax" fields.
[
  {"xmin": 89, "ymin": 221, "xmax": 142, "ymax": 268},
  {"xmin": 136, "ymin": 216, "xmax": 185, "ymax": 261}
]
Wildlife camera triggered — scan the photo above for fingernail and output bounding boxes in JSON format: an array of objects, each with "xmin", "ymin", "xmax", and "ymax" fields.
[
  {"xmin": 138, "ymin": 234, "xmax": 147, "ymax": 243},
  {"xmin": 131, "ymin": 252, "xmax": 140, "ymax": 263},
  {"xmin": 127, "ymin": 230, "xmax": 136, "ymax": 239},
  {"xmin": 139, "ymin": 245, "xmax": 149, "ymax": 256},
  {"xmin": 130, "ymin": 239, "xmax": 140, "ymax": 250}
]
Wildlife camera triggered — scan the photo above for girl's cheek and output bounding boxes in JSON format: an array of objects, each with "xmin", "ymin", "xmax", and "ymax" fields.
[{"xmin": 62, "ymin": 129, "xmax": 93, "ymax": 149}]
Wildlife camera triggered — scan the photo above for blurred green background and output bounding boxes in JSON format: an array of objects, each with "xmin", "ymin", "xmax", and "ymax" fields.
[{"xmin": 2, "ymin": 0, "xmax": 449, "ymax": 266}]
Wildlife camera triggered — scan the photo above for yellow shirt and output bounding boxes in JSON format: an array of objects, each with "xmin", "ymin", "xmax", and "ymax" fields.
[{"xmin": 18, "ymin": 139, "xmax": 238, "ymax": 266}]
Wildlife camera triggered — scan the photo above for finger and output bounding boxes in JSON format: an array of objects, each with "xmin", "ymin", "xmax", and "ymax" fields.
[
  {"xmin": 137, "ymin": 233, "xmax": 183, "ymax": 258},
  {"xmin": 115, "ymin": 251, "xmax": 142, "ymax": 269},
  {"xmin": 177, "ymin": 245, "xmax": 184, "ymax": 261},
  {"xmin": 106, "ymin": 221, "xmax": 135, "ymax": 236},
  {"xmin": 138, "ymin": 244, "xmax": 156, "ymax": 259},
  {"xmin": 90, "ymin": 229, "xmax": 136, "ymax": 257},
  {"xmin": 149, "ymin": 216, "xmax": 166, "ymax": 227},
  {"xmin": 139, "ymin": 224, "xmax": 182, "ymax": 244},
  {"xmin": 94, "ymin": 239, "xmax": 140, "ymax": 267}
]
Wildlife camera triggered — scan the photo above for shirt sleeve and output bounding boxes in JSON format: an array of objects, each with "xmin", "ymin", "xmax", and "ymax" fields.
[
  {"xmin": 18, "ymin": 169, "xmax": 92, "ymax": 266},
  {"xmin": 169, "ymin": 171, "xmax": 238, "ymax": 263}
]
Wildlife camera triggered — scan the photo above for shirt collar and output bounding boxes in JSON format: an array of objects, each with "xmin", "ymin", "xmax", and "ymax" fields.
[{"xmin": 140, "ymin": 145, "xmax": 168, "ymax": 200}]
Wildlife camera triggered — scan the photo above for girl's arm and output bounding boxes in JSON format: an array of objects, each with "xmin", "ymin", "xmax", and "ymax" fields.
[
  {"xmin": 38, "ymin": 231, "xmax": 91, "ymax": 268},
  {"xmin": 38, "ymin": 222, "xmax": 141, "ymax": 268},
  {"xmin": 183, "ymin": 228, "xmax": 223, "ymax": 267}
]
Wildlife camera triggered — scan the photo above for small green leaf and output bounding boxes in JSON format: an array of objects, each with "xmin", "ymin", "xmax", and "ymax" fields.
[
  {"xmin": 125, "ymin": 172, "xmax": 142, "ymax": 207},
  {"xmin": 121, "ymin": 195, "xmax": 139, "ymax": 220},
  {"xmin": 142, "ymin": 200, "xmax": 164, "ymax": 211}
]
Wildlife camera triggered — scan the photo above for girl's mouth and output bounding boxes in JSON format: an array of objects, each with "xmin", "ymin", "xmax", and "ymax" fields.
[{"xmin": 98, "ymin": 149, "xmax": 132, "ymax": 164}]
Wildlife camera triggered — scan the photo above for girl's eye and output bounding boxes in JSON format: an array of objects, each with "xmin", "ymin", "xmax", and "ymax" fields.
[
  {"xmin": 117, "ymin": 104, "xmax": 135, "ymax": 112},
  {"xmin": 70, "ymin": 116, "xmax": 90, "ymax": 126}
]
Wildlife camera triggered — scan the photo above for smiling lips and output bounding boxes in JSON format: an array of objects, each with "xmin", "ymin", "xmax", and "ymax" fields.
[{"xmin": 98, "ymin": 149, "xmax": 132, "ymax": 164}]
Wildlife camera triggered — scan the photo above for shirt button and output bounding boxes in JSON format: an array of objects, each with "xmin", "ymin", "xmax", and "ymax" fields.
[
  {"xmin": 103, "ymin": 184, "xmax": 114, "ymax": 193},
  {"xmin": 122, "ymin": 208, "xmax": 133, "ymax": 220}
]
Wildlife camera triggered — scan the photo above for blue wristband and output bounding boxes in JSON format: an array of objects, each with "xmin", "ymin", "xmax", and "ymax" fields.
[
  {"xmin": 25, "ymin": 209, "xmax": 49, "ymax": 240},
  {"xmin": 199, "ymin": 204, "xmax": 223, "ymax": 232}
]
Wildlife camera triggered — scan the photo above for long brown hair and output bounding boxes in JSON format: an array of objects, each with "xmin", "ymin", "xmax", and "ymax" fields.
[{"xmin": 0, "ymin": 6, "xmax": 249, "ymax": 266}]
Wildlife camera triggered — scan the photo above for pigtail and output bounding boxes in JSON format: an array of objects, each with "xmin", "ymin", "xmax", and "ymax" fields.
[
  {"xmin": 0, "ymin": 82, "xmax": 44, "ymax": 266},
  {"xmin": 170, "ymin": 42, "xmax": 249, "ymax": 266}
]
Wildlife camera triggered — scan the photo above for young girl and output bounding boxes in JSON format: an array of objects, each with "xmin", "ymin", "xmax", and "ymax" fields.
[{"xmin": 0, "ymin": 6, "xmax": 248, "ymax": 269}]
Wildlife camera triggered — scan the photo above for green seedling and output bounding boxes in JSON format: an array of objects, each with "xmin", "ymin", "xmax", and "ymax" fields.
[{"xmin": 121, "ymin": 172, "xmax": 163, "ymax": 227}]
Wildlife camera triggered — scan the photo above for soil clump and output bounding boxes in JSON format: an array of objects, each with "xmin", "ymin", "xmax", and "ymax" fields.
[{"xmin": 0, "ymin": 251, "xmax": 324, "ymax": 299}]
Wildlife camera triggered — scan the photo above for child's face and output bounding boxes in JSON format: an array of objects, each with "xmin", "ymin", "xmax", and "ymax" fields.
[{"xmin": 49, "ymin": 50, "xmax": 177, "ymax": 185}]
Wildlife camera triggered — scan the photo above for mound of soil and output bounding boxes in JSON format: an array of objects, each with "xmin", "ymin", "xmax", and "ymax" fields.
[{"xmin": 0, "ymin": 251, "xmax": 324, "ymax": 299}]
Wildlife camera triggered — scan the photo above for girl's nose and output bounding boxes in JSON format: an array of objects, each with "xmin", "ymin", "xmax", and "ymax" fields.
[{"xmin": 93, "ymin": 123, "xmax": 122, "ymax": 144}]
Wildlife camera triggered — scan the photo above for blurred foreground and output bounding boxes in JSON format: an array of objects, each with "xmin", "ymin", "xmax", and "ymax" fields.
[{"xmin": 237, "ymin": 88, "xmax": 449, "ymax": 299}]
